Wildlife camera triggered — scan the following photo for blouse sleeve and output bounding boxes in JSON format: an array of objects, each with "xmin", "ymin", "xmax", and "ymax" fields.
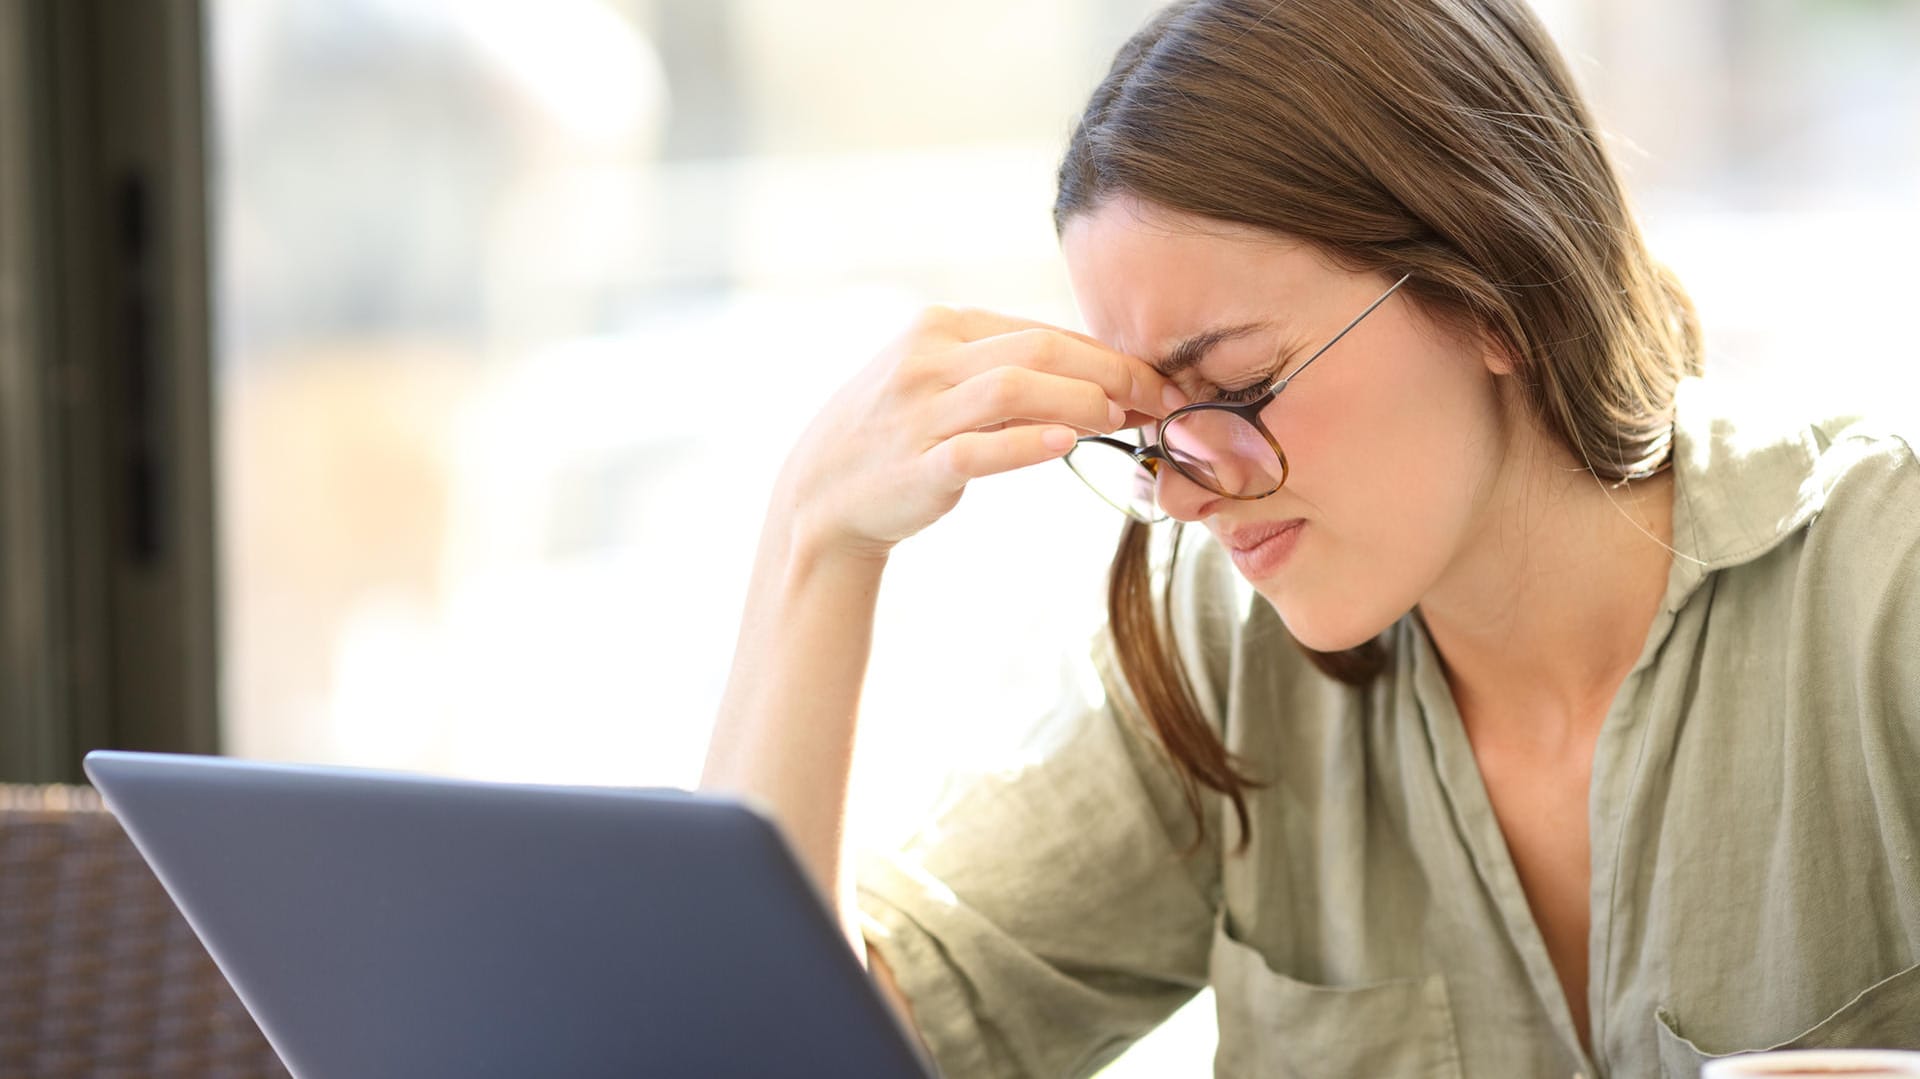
[{"xmin": 857, "ymin": 539, "xmax": 1245, "ymax": 1078}]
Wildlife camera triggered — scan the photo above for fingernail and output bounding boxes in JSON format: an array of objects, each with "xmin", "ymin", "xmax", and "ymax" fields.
[
  {"xmin": 1162, "ymin": 385, "xmax": 1186, "ymax": 411},
  {"xmin": 1107, "ymin": 400, "xmax": 1126, "ymax": 429}
]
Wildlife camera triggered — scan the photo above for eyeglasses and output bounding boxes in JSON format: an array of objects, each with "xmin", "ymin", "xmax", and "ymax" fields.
[{"xmin": 1064, "ymin": 272, "xmax": 1411, "ymax": 522}]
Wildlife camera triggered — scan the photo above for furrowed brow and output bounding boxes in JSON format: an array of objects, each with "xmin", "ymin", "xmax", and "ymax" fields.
[{"xmin": 1155, "ymin": 322, "xmax": 1268, "ymax": 377}]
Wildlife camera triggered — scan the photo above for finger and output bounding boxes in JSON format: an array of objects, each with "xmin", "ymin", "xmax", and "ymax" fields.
[
  {"xmin": 924, "ymin": 425, "xmax": 1079, "ymax": 484},
  {"xmin": 933, "ymin": 365, "xmax": 1123, "ymax": 440},
  {"xmin": 944, "ymin": 328, "xmax": 1152, "ymax": 416},
  {"xmin": 916, "ymin": 303, "xmax": 1108, "ymax": 349},
  {"xmin": 973, "ymin": 414, "xmax": 1155, "ymax": 435},
  {"xmin": 943, "ymin": 328, "xmax": 1181, "ymax": 421}
]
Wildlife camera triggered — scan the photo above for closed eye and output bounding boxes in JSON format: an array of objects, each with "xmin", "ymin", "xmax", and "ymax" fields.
[
  {"xmin": 1205, "ymin": 383, "xmax": 1267, "ymax": 405},
  {"xmin": 1206, "ymin": 339, "xmax": 1315, "ymax": 403},
  {"xmin": 1205, "ymin": 361, "xmax": 1283, "ymax": 404}
]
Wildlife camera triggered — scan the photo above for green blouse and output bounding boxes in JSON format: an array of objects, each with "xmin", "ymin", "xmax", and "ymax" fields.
[{"xmin": 857, "ymin": 378, "xmax": 1920, "ymax": 1078}]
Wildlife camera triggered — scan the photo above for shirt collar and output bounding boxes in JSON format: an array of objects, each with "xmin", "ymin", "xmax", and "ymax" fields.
[{"xmin": 1664, "ymin": 376, "xmax": 1831, "ymax": 611}]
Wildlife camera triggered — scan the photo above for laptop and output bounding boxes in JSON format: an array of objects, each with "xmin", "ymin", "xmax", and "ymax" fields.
[{"xmin": 83, "ymin": 750, "xmax": 935, "ymax": 1079}]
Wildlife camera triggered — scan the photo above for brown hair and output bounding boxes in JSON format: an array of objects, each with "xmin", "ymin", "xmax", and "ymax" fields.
[{"xmin": 1055, "ymin": 0, "xmax": 1703, "ymax": 849}]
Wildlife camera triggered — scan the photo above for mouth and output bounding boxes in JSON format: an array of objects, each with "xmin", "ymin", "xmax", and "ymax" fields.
[
  {"xmin": 1222, "ymin": 520, "xmax": 1305, "ymax": 552},
  {"xmin": 1221, "ymin": 519, "xmax": 1306, "ymax": 579}
]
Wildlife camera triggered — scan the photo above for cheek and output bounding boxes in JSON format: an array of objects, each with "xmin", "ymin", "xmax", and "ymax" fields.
[
  {"xmin": 1334, "ymin": 316, "xmax": 1497, "ymax": 503},
  {"xmin": 1274, "ymin": 337, "xmax": 1493, "ymax": 524},
  {"xmin": 1256, "ymin": 335, "xmax": 1501, "ymax": 647}
]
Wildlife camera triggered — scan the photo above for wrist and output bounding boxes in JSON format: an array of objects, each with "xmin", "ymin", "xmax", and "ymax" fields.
[
  {"xmin": 755, "ymin": 493, "xmax": 891, "ymax": 595},
  {"xmin": 765, "ymin": 479, "xmax": 894, "ymax": 576},
  {"xmin": 785, "ymin": 512, "xmax": 892, "ymax": 582}
]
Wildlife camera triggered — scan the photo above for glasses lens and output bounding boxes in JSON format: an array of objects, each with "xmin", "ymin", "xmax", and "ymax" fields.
[
  {"xmin": 1161, "ymin": 408, "xmax": 1285, "ymax": 498},
  {"xmin": 1065, "ymin": 438, "xmax": 1166, "ymax": 522}
]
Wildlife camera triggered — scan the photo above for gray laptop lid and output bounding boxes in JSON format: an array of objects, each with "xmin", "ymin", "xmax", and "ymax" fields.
[{"xmin": 84, "ymin": 750, "xmax": 935, "ymax": 1079}]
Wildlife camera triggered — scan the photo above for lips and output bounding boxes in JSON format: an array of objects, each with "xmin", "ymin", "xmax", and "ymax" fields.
[
  {"xmin": 1222, "ymin": 520, "xmax": 1304, "ymax": 552},
  {"xmin": 1221, "ymin": 519, "xmax": 1306, "ymax": 580}
]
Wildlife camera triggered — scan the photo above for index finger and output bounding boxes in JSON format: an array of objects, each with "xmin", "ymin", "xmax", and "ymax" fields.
[{"xmin": 938, "ymin": 317, "xmax": 1184, "ymax": 420}]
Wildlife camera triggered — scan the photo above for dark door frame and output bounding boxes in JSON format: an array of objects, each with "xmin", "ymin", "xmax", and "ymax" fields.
[{"xmin": 0, "ymin": 0, "xmax": 218, "ymax": 781}]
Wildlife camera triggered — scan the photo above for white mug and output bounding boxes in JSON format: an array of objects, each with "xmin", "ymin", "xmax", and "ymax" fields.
[{"xmin": 1703, "ymin": 1050, "xmax": 1920, "ymax": 1078}]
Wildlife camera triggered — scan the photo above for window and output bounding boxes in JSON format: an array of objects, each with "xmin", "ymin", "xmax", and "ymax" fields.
[{"xmin": 209, "ymin": 2, "xmax": 1918, "ymax": 1070}]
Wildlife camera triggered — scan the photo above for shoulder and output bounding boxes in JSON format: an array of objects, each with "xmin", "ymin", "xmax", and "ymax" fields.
[
  {"xmin": 1741, "ymin": 408, "xmax": 1920, "ymax": 706},
  {"xmin": 1672, "ymin": 379, "xmax": 1918, "ymax": 581},
  {"xmin": 1659, "ymin": 380, "xmax": 1919, "ymax": 708},
  {"xmin": 1804, "ymin": 411, "xmax": 1920, "ymax": 530},
  {"xmin": 1795, "ymin": 411, "xmax": 1920, "ymax": 602}
]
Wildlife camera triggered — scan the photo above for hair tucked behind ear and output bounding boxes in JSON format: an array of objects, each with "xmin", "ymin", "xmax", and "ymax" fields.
[{"xmin": 1059, "ymin": 0, "xmax": 1702, "ymax": 848}]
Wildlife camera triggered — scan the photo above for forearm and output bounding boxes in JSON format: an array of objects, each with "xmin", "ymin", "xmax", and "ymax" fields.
[
  {"xmin": 700, "ymin": 504, "xmax": 886, "ymax": 945},
  {"xmin": 696, "ymin": 303, "xmax": 1165, "ymax": 972}
]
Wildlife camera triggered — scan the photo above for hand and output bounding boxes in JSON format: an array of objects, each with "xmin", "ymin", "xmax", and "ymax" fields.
[{"xmin": 775, "ymin": 305, "xmax": 1183, "ymax": 560}]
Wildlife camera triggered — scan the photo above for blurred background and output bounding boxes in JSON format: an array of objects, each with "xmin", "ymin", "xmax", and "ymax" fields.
[{"xmin": 4, "ymin": 0, "xmax": 1917, "ymax": 1072}]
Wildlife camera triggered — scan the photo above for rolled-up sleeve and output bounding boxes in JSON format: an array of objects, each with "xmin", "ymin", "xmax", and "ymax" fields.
[{"xmin": 858, "ymin": 542, "xmax": 1246, "ymax": 1078}]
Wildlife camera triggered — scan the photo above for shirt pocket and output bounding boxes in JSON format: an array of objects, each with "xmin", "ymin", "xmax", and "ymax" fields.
[
  {"xmin": 1209, "ymin": 921, "xmax": 1463, "ymax": 1079},
  {"xmin": 1653, "ymin": 961, "xmax": 1920, "ymax": 1078}
]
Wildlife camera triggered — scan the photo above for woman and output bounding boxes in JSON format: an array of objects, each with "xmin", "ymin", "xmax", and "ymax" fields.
[{"xmin": 701, "ymin": 1, "xmax": 1920, "ymax": 1074}]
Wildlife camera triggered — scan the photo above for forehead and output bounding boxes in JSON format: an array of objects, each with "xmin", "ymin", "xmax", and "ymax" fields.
[{"xmin": 1060, "ymin": 197, "xmax": 1327, "ymax": 355}]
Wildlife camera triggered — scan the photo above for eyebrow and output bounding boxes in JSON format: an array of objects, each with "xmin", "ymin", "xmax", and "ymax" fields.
[{"xmin": 1155, "ymin": 322, "xmax": 1270, "ymax": 377}]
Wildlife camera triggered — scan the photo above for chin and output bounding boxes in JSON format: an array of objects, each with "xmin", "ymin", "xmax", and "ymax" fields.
[{"xmin": 1260, "ymin": 587, "xmax": 1404, "ymax": 655}]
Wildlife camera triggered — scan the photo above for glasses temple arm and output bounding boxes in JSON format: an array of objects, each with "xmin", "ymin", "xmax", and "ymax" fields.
[{"xmin": 1270, "ymin": 272, "xmax": 1413, "ymax": 390}]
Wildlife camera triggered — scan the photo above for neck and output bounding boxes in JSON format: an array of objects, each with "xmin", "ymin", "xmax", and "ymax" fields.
[{"xmin": 1417, "ymin": 419, "xmax": 1675, "ymax": 752}]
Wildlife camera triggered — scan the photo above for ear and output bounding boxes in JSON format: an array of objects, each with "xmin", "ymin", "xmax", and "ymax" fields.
[
  {"xmin": 1423, "ymin": 303, "xmax": 1517, "ymax": 378},
  {"xmin": 1478, "ymin": 333, "xmax": 1519, "ymax": 377}
]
